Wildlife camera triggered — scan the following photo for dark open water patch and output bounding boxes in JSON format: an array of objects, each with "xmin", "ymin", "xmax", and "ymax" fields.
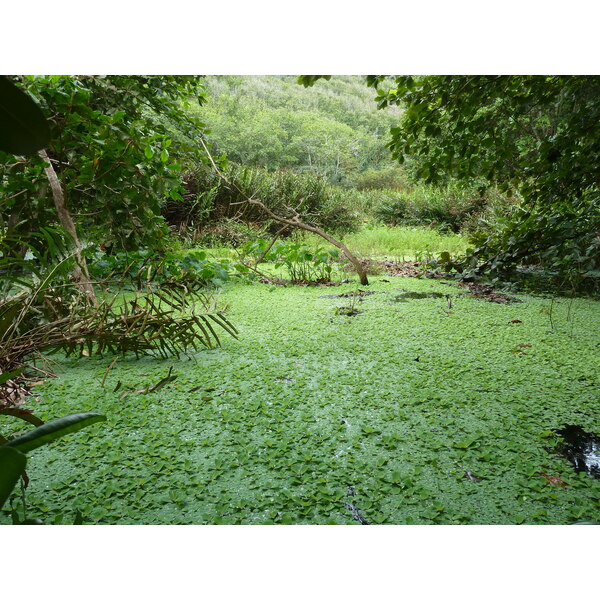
[
  {"xmin": 319, "ymin": 290, "xmax": 378, "ymax": 299},
  {"xmin": 554, "ymin": 425, "xmax": 600, "ymax": 479},
  {"xmin": 392, "ymin": 291, "xmax": 446, "ymax": 302},
  {"xmin": 335, "ymin": 306, "xmax": 363, "ymax": 317}
]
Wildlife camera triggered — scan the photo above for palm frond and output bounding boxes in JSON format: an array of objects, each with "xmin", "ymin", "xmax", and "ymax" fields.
[{"xmin": 1, "ymin": 228, "xmax": 237, "ymax": 407}]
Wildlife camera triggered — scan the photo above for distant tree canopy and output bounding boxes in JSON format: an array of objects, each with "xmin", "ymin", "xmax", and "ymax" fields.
[{"xmin": 190, "ymin": 76, "xmax": 399, "ymax": 182}]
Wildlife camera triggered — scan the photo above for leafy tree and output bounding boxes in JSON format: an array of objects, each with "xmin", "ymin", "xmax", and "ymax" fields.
[
  {"xmin": 1, "ymin": 76, "xmax": 210, "ymax": 252},
  {"xmin": 368, "ymin": 75, "xmax": 600, "ymax": 283},
  {"xmin": 299, "ymin": 75, "xmax": 600, "ymax": 283},
  {"xmin": 197, "ymin": 96, "xmax": 290, "ymax": 169},
  {"xmin": 365, "ymin": 75, "xmax": 600, "ymax": 206},
  {"xmin": 285, "ymin": 114, "xmax": 366, "ymax": 177}
]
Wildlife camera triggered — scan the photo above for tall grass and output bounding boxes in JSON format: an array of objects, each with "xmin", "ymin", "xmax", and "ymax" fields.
[
  {"xmin": 368, "ymin": 182, "xmax": 490, "ymax": 233},
  {"xmin": 300, "ymin": 225, "xmax": 470, "ymax": 260}
]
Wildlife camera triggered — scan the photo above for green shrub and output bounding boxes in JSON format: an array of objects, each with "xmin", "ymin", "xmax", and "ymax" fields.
[
  {"xmin": 372, "ymin": 182, "xmax": 490, "ymax": 232},
  {"xmin": 353, "ymin": 166, "xmax": 409, "ymax": 191},
  {"xmin": 460, "ymin": 193, "xmax": 600, "ymax": 292},
  {"xmin": 460, "ymin": 187, "xmax": 516, "ymax": 237},
  {"xmin": 162, "ymin": 164, "xmax": 360, "ymax": 243},
  {"xmin": 87, "ymin": 248, "xmax": 233, "ymax": 288},
  {"xmin": 272, "ymin": 243, "xmax": 339, "ymax": 283},
  {"xmin": 241, "ymin": 239, "xmax": 339, "ymax": 282},
  {"xmin": 370, "ymin": 192, "xmax": 408, "ymax": 225}
]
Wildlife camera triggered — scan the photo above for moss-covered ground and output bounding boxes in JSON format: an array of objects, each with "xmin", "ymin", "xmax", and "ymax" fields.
[{"xmin": 2, "ymin": 275, "xmax": 600, "ymax": 524}]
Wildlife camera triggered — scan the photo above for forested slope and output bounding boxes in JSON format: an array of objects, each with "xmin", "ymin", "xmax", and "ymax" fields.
[{"xmin": 191, "ymin": 75, "xmax": 400, "ymax": 183}]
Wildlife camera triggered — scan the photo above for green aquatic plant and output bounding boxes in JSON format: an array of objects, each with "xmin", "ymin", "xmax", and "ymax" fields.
[
  {"xmin": 3, "ymin": 277, "xmax": 599, "ymax": 525},
  {"xmin": 1, "ymin": 412, "xmax": 106, "ymax": 523}
]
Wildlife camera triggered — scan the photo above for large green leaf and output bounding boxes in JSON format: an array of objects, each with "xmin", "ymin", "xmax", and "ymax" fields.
[
  {"xmin": 0, "ymin": 76, "xmax": 50, "ymax": 155},
  {"xmin": 4, "ymin": 412, "xmax": 106, "ymax": 454},
  {"xmin": 297, "ymin": 75, "xmax": 331, "ymax": 88},
  {"xmin": 0, "ymin": 446, "xmax": 27, "ymax": 509}
]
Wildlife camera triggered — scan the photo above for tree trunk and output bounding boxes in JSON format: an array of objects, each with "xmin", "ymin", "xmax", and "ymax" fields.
[{"xmin": 38, "ymin": 150, "xmax": 98, "ymax": 306}]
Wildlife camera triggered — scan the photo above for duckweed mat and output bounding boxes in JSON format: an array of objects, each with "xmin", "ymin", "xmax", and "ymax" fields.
[{"xmin": 2, "ymin": 277, "xmax": 599, "ymax": 524}]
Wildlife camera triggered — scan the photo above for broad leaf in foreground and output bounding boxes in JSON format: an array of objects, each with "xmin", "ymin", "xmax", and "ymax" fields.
[
  {"xmin": 4, "ymin": 413, "xmax": 107, "ymax": 454},
  {"xmin": 0, "ymin": 76, "xmax": 50, "ymax": 155},
  {"xmin": 0, "ymin": 447, "xmax": 27, "ymax": 509}
]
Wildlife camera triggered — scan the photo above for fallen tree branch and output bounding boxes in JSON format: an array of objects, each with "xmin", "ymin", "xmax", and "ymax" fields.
[{"xmin": 198, "ymin": 138, "xmax": 369, "ymax": 285}]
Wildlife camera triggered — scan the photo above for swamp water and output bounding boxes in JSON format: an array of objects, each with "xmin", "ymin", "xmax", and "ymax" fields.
[{"xmin": 555, "ymin": 425, "xmax": 600, "ymax": 479}]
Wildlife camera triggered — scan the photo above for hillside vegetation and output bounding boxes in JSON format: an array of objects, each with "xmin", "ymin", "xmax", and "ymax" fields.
[{"xmin": 192, "ymin": 75, "xmax": 400, "ymax": 184}]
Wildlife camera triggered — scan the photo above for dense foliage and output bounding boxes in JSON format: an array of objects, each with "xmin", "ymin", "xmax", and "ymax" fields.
[
  {"xmin": 367, "ymin": 76, "xmax": 599, "ymax": 200},
  {"xmin": 163, "ymin": 164, "xmax": 360, "ymax": 245},
  {"xmin": 465, "ymin": 193, "xmax": 600, "ymax": 289},
  {"xmin": 364, "ymin": 75, "xmax": 600, "ymax": 284},
  {"xmin": 353, "ymin": 166, "xmax": 409, "ymax": 191},
  {"xmin": 87, "ymin": 248, "xmax": 233, "ymax": 289},
  {"xmin": 370, "ymin": 182, "xmax": 504, "ymax": 233},
  {"xmin": 1, "ymin": 75, "xmax": 210, "ymax": 252},
  {"xmin": 192, "ymin": 76, "xmax": 399, "ymax": 184},
  {"xmin": 241, "ymin": 238, "xmax": 339, "ymax": 283}
]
